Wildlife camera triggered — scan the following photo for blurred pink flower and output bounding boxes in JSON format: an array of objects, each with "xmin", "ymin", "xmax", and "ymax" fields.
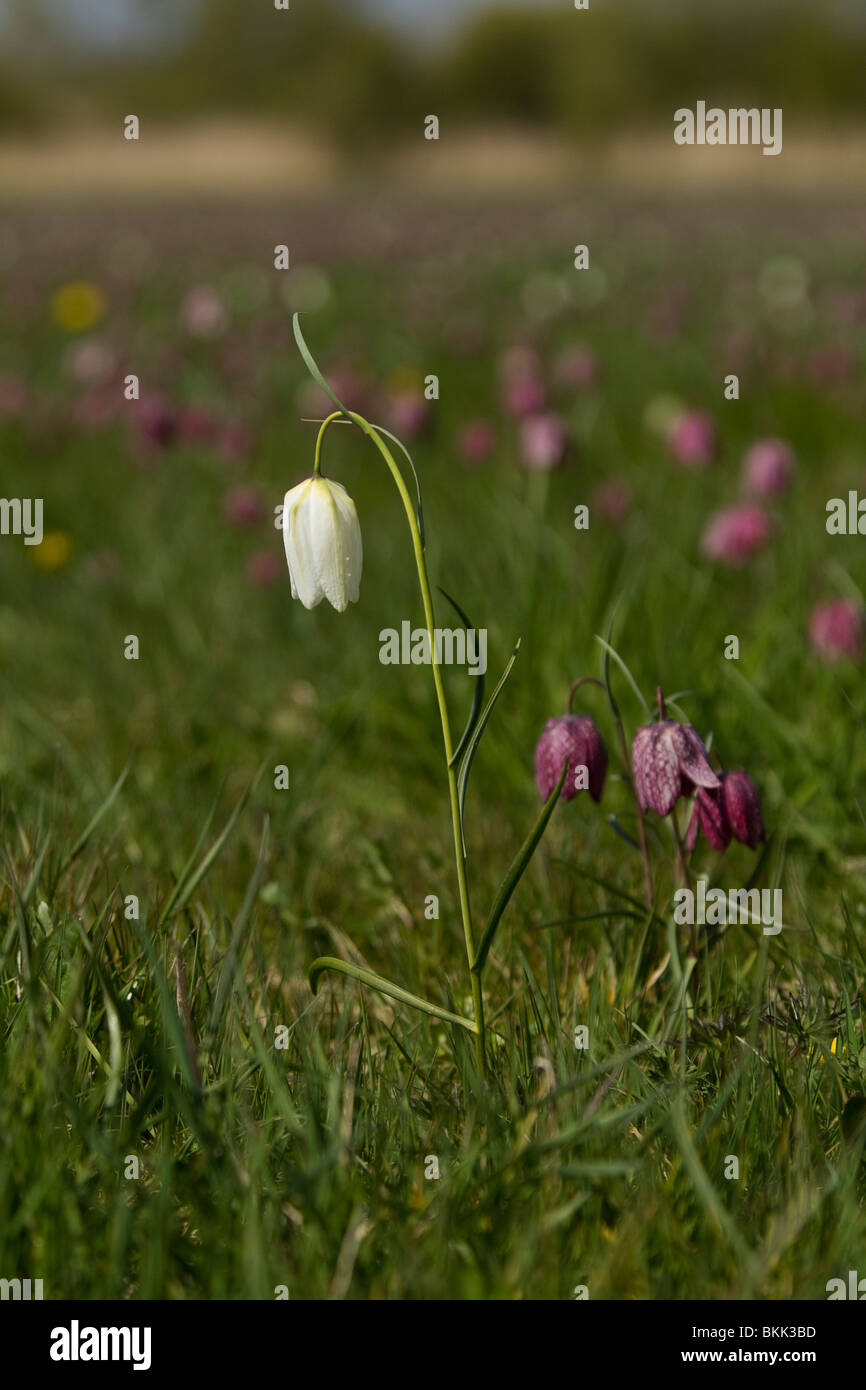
[
  {"xmin": 223, "ymin": 486, "xmax": 265, "ymax": 528},
  {"xmin": 592, "ymin": 479, "xmax": 632, "ymax": 525},
  {"xmin": 247, "ymin": 549, "xmax": 282, "ymax": 587},
  {"xmin": 66, "ymin": 337, "xmax": 116, "ymax": 387},
  {"xmin": 134, "ymin": 393, "xmax": 177, "ymax": 453},
  {"xmin": 520, "ymin": 413, "xmax": 567, "ymax": 471},
  {"xmin": 503, "ymin": 373, "xmax": 547, "ymax": 418},
  {"xmin": 700, "ymin": 503, "xmax": 772, "ymax": 564},
  {"xmin": 668, "ymin": 411, "xmax": 716, "ymax": 468},
  {"xmin": 180, "ymin": 285, "xmax": 228, "ymax": 339},
  {"xmin": 809, "ymin": 599, "xmax": 863, "ymax": 662},
  {"xmin": 555, "ymin": 345, "xmax": 599, "ymax": 391},
  {"xmin": 742, "ymin": 439, "xmax": 794, "ymax": 498},
  {"xmin": 385, "ymin": 390, "xmax": 429, "ymax": 439},
  {"xmin": 456, "ymin": 419, "xmax": 496, "ymax": 465}
]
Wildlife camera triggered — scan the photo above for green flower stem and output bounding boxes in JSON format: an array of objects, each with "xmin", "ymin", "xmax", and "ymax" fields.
[
  {"xmin": 574, "ymin": 672, "xmax": 654, "ymax": 910},
  {"xmin": 323, "ymin": 408, "xmax": 485, "ymax": 1074},
  {"xmin": 312, "ymin": 411, "xmax": 344, "ymax": 476}
]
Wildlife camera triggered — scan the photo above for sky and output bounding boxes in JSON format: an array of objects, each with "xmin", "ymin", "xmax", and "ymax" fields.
[
  {"xmin": 0, "ymin": 0, "xmax": 556, "ymax": 52},
  {"xmin": 354, "ymin": 0, "xmax": 554, "ymax": 40},
  {"xmin": 0, "ymin": 0, "xmax": 862, "ymax": 55}
]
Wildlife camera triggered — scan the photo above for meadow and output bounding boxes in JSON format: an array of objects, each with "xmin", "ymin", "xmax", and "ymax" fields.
[{"xmin": 0, "ymin": 194, "xmax": 864, "ymax": 1300}]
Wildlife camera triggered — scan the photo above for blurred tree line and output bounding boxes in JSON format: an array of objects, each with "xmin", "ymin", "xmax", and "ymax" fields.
[{"xmin": 0, "ymin": 0, "xmax": 864, "ymax": 142}]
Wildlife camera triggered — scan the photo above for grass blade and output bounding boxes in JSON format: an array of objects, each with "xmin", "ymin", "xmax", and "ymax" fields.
[
  {"xmin": 473, "ymin": 759, "xmax": 568, "ymax": 973},
  {"xmin": 158, "ymin": 758, "xmax": 267, "ymax": 928},
  {"xmin": 62, "ymin": 759, "xmax": 132, "ymax": 871},
  {"xmin": 456, "ymin": 637, "xmax": 521, "ymax": 851},
  {"xmin": 309, "ymin": 956, "xmax": 477, "ymax": 1034}
]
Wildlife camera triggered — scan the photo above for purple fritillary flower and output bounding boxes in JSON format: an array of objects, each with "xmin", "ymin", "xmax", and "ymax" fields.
[
  {"xmin": 809, "ymin": 598, "xmax": 864, "ymax": 663},
  {"xmin": 667, "ymin": 411, "xmax": 716, "ymax": 468},
  {"xmin": 742, "ymin": 439, "xmax": 794, "ymax": 498},
  {"xmin": 700, "ymin": 503, "xmax": 772, "ymax": 565},
  {"xmin": 686, "ymin": 770, "xmax": 766, "ymax": 852},
  {"xmin": 632, "ymin": 719, "xmax": 719, "ymax": 818},
  {"xmin": 534, "ymin": 715, "xmax": 607, "ymax": 804},
  {"xmin": 721, "ymin": 770, "xmax": 766, "ymax": 848},
  {"xmin": 685, "ymin": 785, "xmax": 732, "ymax": 853}
]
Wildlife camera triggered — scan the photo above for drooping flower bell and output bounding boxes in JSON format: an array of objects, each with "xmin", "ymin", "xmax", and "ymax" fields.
[
  {"xmin": 534, "ymin": 714, "xmax": 607, "ymax": 803},
  {"xmin": 282, "ymin": 475, "xmax": 362, "ymax": 612},
  {"xmin": 686, "ymin": 770, "xmax": 766, "ymax": 852},
  {"xmin": 632, "ymin": 717, "xmax": 719, "ymax": 817}
]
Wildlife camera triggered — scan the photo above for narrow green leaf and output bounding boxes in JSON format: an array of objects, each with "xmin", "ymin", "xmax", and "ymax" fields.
[
  {"xmin": 130, "ymin": 915, "xmax": 203, "ymax": 1099},
  {"xmin": 456, "ymin": 638, "xmax": 521, "ymax": 851},
  {"xmin": 368, "ymin": 422, "xmax": 426, "ymax": 550},
  {"xmin": 102, "ymin": 985, "xmax": 123, "ymax": 1109},
  {"xmin": 473, "ymin": 759, "xmax": 567, "ymax": 973},
  {"xmin": 158, "ymin": 758, "xmax": 267, "ymax": 928},
  {"xmin": 292, "ymin": 315, "xmax": 426, "ymax": 548},
  {"xmin": 437, "ymin": 586, "xmax": 486, "ymax": 769},
  {"xmin": 606, "ymin": 813, "xmax": 640, "ymax": 851},
  {"xmin": 208, "ymin": 813, "xmax": 271, "ymax": 1041},
  {"xmin": 600, "ymin": 598, "xmax": 623, "ymax": 721},
  {"xmin": 62, "ymin": 759, "xmax": 132, "ymax": 871},
  {"xmin": 536, "ymin": 909, "xmax": 645, "ymax": 929},
  {"xmin": 594, "ymin": 635, "xmax": 650, "ymax": 716},
  {"xmin": 309, "ymin": 956, "xmax": 477, "ymax": 1034},
  {"xmin": 292, "ymin": 312, "xmax": 348, "ymax": 414}
]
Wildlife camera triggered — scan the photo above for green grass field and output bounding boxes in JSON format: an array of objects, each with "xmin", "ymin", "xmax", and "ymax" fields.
[{"xmin": 1, "ymin": 197, "xmax": 864, "ymax": 1299}]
